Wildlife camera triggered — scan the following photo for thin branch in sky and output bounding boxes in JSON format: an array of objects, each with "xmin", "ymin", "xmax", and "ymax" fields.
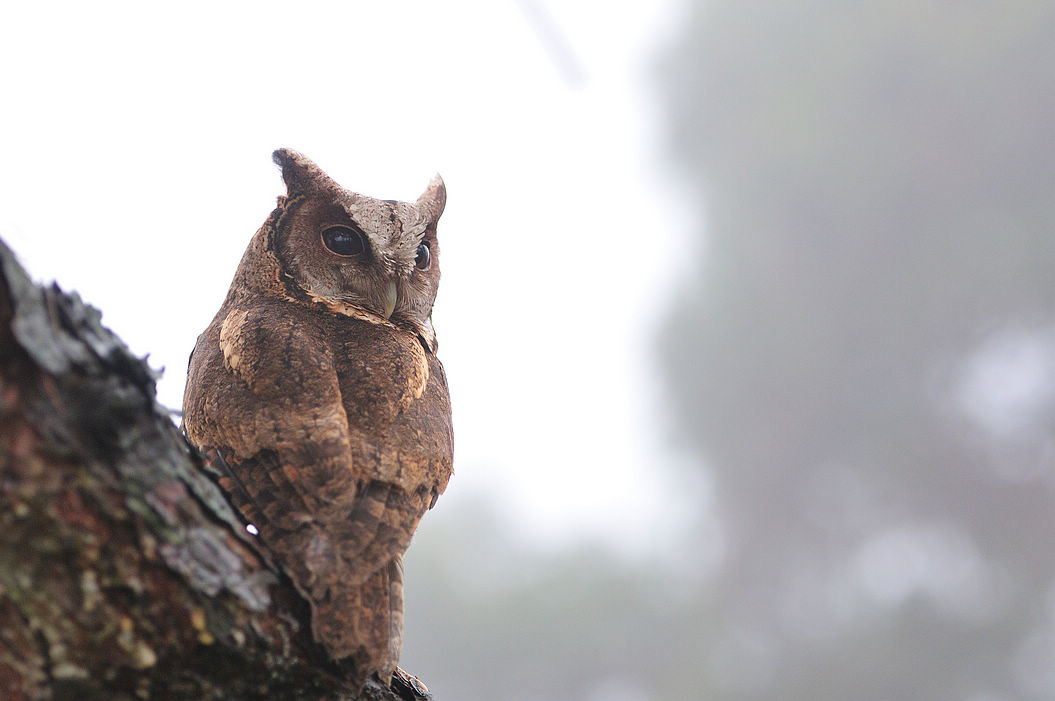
[{"xmin": 511, "ymin": 0, "xmax": 588, "ymax": 88}]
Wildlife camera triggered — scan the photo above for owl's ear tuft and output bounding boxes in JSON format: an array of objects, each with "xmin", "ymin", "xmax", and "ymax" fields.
[
  {"xmin": 417, "ymin": 174, "xmax": 446, "ymax": 224},
  {"xmin": 272, "ymin": 148, "xmax": 333, "ymax": 196}
]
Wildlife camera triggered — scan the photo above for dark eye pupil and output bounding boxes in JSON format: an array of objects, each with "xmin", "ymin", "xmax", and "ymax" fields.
[
  {"xmin": 322, "ymin": 226, "xmax": 365, "ymax": 256},
  {"xmin": 415, "ymin": 242, "xmax": 431, "ymax": 271}
]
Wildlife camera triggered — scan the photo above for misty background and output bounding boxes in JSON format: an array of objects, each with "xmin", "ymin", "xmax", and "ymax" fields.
[{"xmin": 3, "ymin": 2, "xmax": 1054, "ymax": 700}]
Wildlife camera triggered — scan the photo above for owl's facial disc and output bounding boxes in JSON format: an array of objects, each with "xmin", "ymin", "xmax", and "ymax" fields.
[
  {"xmin": 310, "ymin": 218, "xmax": 399, "ymax": 318},
  {"xmin": 273, "ymin": 177, "xmax": 440, "ymax": 335}
]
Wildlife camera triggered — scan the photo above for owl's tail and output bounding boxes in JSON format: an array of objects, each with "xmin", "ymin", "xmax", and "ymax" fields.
[{"xmin": 310, "ymin": 556, "xmax": 405, "ymax": 682}]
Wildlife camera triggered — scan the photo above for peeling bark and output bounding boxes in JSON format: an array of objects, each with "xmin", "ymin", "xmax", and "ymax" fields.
[{"xmin": 0, "ymin": 239, "xmax": 432, "ymax": 701}]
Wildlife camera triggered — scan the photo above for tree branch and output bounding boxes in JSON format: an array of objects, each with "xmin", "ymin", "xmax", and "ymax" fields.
[{"xmin": 0, "ymin": 238, "xmax": 431, "ymax": 700}]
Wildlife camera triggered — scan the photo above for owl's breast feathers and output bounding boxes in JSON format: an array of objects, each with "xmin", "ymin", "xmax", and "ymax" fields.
[
  {"xmin": 187, "ymin": 300, "xmax": 452, "ymax": 495},
  {"xmin": 182, "ymin": 299, "xmax": 453, "ymax": 668}
]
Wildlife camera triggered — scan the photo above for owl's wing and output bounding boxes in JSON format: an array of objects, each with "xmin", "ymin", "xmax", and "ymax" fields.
[
  {"xmin": 188, "ymin": 306, "xmax": 435, "ymax": 594},
  {"xmin": 216, "ymin": 307, "xmax": 357, "ymax": 510},
  {"xmin": 186, "ymin": 305, "xmax": 449, "ymax": 670},
  {"xmin": 186, "ymin": 307, "xmax": 375, "ymax": 598},
  {"xmin": 331, "ymin": 476, "xmax": 433, "ymax": 585}
]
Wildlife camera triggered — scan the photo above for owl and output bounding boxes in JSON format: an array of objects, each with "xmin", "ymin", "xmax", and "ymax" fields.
[{"xmin": 182, "ymin": 149, "xmax": 453, "ymax": 684}]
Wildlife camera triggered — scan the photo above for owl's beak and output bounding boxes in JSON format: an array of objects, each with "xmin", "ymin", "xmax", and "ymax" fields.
[{"xmin": 382, "ymin": 281, "xmax": 398, "ymax": 319}]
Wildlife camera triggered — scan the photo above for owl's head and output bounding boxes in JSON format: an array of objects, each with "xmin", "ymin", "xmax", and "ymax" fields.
[{"xmin": 267, "ymin": 149, "xmax": 446, "ymax": 349}]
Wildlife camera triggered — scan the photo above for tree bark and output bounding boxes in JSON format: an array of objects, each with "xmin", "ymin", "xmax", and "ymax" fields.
[{"xmin": 0, "ymin": 238, "xmax": 432, "ymax": 701}]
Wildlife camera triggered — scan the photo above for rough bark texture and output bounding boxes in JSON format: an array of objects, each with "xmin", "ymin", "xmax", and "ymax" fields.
[{"xmin": 0, "ymin": 238, "xmax": 433, "ymax": 701}]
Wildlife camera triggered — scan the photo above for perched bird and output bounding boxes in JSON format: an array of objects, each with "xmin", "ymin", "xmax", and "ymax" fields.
[{"xmin": 182, "ymin": 149, "xmax": 453, "ymax": 683}]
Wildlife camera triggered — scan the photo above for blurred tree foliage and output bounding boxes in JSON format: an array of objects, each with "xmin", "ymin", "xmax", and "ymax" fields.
[
  {"xmin": 400, "ymin": 3, "xmax": 1055, "ymax": 700},
  {"xmin": 401, "ymin": 498, "xmax": 693, "ymax": 700},
  {"xmin": 659, "ymin": 1, "xmax": 1055, "ymax": 699}
]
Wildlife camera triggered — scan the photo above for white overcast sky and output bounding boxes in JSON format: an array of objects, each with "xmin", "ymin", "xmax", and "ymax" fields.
[{"xmin": 0, "ymin": 1, "xmax": 698, "ymax": 555}]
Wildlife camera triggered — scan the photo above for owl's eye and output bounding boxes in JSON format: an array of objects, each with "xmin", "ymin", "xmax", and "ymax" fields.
[
  {"xmin": 321, "ymin": 225, "xmax": 366, "ymax": 257},
  {"xmin": 415, "ymin": 242, "xmax": 431, "ymax": 271}
]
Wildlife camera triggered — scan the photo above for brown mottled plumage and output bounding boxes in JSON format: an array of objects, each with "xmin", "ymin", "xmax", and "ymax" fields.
[{"xmin": 182, "ymin": 149, "xmax": 453, "ymax": 683}]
